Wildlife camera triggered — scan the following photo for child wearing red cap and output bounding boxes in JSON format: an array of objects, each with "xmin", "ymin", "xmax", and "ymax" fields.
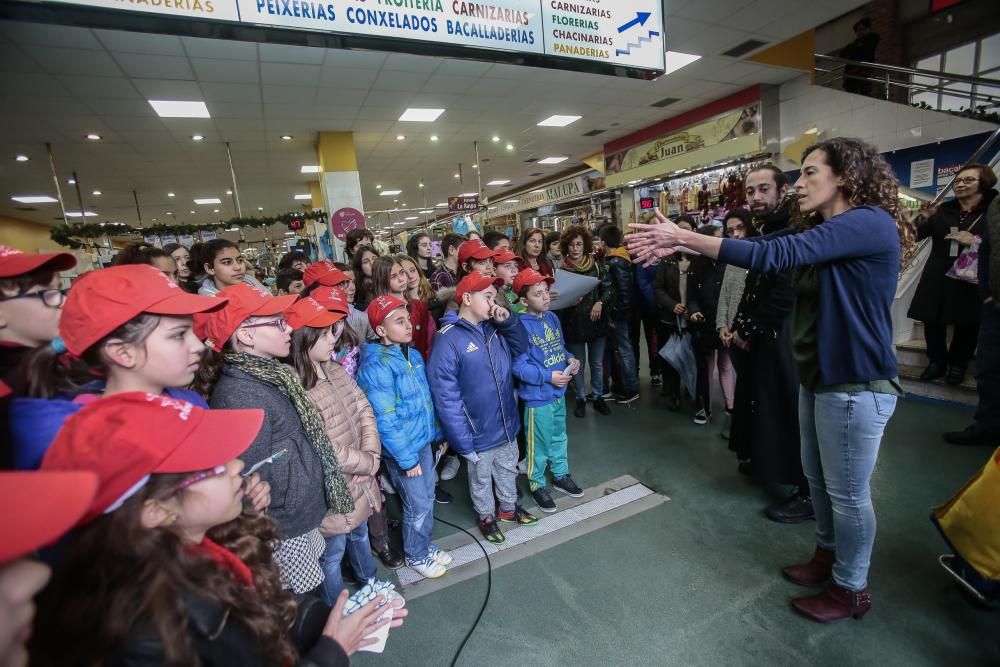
[
  {"xmin": 511, "ymin": 269, "xmax": 584, "ymax": 513},
  {"xmin": 492, "ymin": 247, "xmax": 525, "ymax": 315},
  {"xmin": 456, "ymin": 239, "xmax": 497, "ymax": 280},
  {"xmin": 357, "ymin": 295, "xmax": 449, "ymax": 579},
  {"xmin": 285, "ymin": 298, "xmax": 399, "ymax": 602},
  {"xmin": 0, "ymin": 245, "xmax": 76, "ymax": 468},
  {"xmin": 196, "ymin": 283, "xmax": 355, "ymax": 595},
  {"xmin": 8, "ymin": 264, "xmax": 240, "ymax": 473},
  {"xmin": 427, "ymin": 272, "xmax": 536, "ymax": 544},
  {"xmin": 30, "ymin": 393, "xmax": 405, "ymax": 665}
]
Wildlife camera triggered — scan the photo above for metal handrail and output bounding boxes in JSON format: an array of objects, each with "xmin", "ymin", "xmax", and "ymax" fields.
[
  {"xmin": 815, "ymin": 53, "xmax": 1000, "ymax": 89},
  {"xmin": 814, "ymin": 67, "xmax": 1000, "ymax": 107}
]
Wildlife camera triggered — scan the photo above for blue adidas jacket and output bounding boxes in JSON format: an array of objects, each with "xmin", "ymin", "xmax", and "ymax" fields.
[
  {"xmin": 512, "ymin": 311, "xmax": 574, "ymax": 408},
  {"xmin": 356, "ymin": 342, "xmax": 442, "ymax": 471},
  {"xmin": 11, "ymin": 385, "xmax": 205, "ymax": 470},
  {"xmin": 426, "ymin": 311, "xmax": 529, "ymax": 460}
]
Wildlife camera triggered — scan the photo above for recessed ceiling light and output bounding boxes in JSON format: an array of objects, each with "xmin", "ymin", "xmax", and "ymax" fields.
[
  {"xmin": 194, "ymin": 197, "xmax": 222, "ymax": 205},
  {"xmin": 213, "ymin": 209, "xmax": 220, "ymax": 213},
  {"xmin": 537, "ymin": 115, "xmax": 581, "ymax": 127},
  {"xmin": 503, "ymin": 199, "xmax": 519, "ymax": 204},
  {"xmin": 418, "ymin": 183, "xmax": 424, "ymax": 188},
  {"xmin": 487, "ymin": 180, "xmax": 510, "ymax": 186},
  {"xmin": 395, "ymin": 135, "xmax": 406, "ymax": 141},
  {"xmin": 491, "ymin": 136, "xmax": 500, "ymax": 142},
  {"xmin": 190, "ymin": 210, "xmax": 196, "ymax": 214},
  {"xmin": 300, "ymin": 165, "xmax": 322, "ymax": 173},
  {"xmin": 191, "ymin": 134, "xmax": 205, "ymax": 141},
  {"xmin": 152, "ymin": 218, "xmax": 157, "ymax": 222},
  {"xmin": 405, "ymin": 216, "xmax": 419, "ymax": 220},
  {"xmin": 148, "ymin": 100, "xmax": 210, "ymax": 118},
  {"xmin": 257, "ymin": 206, "xmax": 264, "ymax": 211},
  {"xmin": 280, "ymin": 135, "xmax": 293, "ymax": 141},
  {"xmin": 538, "ymin": 156, "xmax": 569, "ymax": 164},
  {"xmin": 64, "ymin": 211, "xmax": 98, "ymax": 217},
  {"xmin": 379, "ymin": 190, "xmax": 402, "ymax": 196},
  {"xmin": 92, "ymin": 190, "xmax": 102, "ymax": 196},
  {"xmin": 472, "ymin": 164, "xmax": 478, "ymax": 169},
  {"xmin": 167, "ymin": 192, "xmax": 175, "ymax": 197},
  {"xmin": 86, "ymin": 133, "xmax": 102, "ymax": 141},
  {"xmin": 506, "ymin": 143, "xmax": 514, "ymax": 151},
  {"xmin": 67, "ymin": 178, "xmax": 76, "ymax": 185},
  {"xmin": 11, "ymin": 195, "xmax": 58, "ymax": 204},
  {"xmin": 398, "ymin": 108, "xmax": 445, "ymax": 122},
  {"xmin": 430, "ymin": 135, "xmax": 439, "ymax": 142},
  {"xmin": 453, "ymin": 173, "xmax": 460, "ymax": 179},
  {"xmin": 15, "ymin": 154, "xmax": 29, "ymax": 162},
  {"xmin": 294, "ymin": 194, "xmax": 312, "ymax": 200},
  {"xmin": 225, "ymin": 190, "xmax": 232, "ymax": 195},
  {"xmin": 401, "ymin": 202, "xmax": 407, "ymax": 207},
  {"xmin": 665, "ymin": 51, "xmax": 701, "ymax": 75}
]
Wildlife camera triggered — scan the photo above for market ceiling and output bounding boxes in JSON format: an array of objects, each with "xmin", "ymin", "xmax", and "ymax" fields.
[{"xmin": 0, "ymin": 0, "xmax": 865, "ymax": 239}]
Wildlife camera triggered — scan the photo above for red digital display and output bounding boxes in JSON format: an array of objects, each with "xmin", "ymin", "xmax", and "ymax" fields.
[
  {"xmin": 930, "ymin": 0, "xmax": 962, "ymax": 12},
  {"xmin": 639, "ymin": 197, "xmax": 655, "ymax": 210}
]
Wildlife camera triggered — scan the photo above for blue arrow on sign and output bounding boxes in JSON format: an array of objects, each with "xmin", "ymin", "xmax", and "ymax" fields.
[{"xmin": 618, "ymin": 11, "xmax": 652, "ymax": 33}]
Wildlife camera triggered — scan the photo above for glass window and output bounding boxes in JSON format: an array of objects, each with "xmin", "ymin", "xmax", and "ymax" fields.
[
  {"xmin": 940, "ymin": 82, "xmax": 972, "ymax": 111},
  {"xmin": 915, "ymin": 54, "xmax": 941, "ymax": 72},
  {"xmin": 978, "ymin": 33, "xmax": 1000, "ymax": 73},
  {"xmin": 943, "ymin": 42, "xmax": 976, "ymax": 76},
  {"xmin": 911, "ymin": 91, "xmax": 938, "ymax": 107}
]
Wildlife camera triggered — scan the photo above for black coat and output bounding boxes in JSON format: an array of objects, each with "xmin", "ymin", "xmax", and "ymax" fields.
[
  {"xmin": 557, "ymin": 262, "xmax": 611, "ymax": 343},
  {"xmin": 653, "ymin": 256, "xmax": 689, "ymax": 329},
  {"xmin": 908, "ymin": 189, "xmax": 997, "ymax": 327},
  {"xmin": 603, "ymin": 253, "xmax": 635, "ymax": 321},
  {"xmin": 686, "ymin": 257, "xmax": 726, "ymax": 350},
  {"xmin": 112, "ymin": 591, "xmax": 348, "ymax": 667}
]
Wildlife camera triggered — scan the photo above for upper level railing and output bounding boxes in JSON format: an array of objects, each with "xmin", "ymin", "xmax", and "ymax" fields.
[{"xmin": 814, "ymin": 53, "xmax": 1000, "ymax": 120}]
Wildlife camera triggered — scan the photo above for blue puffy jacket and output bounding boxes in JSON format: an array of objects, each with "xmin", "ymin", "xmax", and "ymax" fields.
[
  {"xmin": 356, "ymin": 342, "xmax": 442, "ymax": 471},
  {"xmin": 426, "ymin": 311, "xmax": 529, "ymax": 459},
  {"xmin": 512, "ymin": 311, "xmax": 574, "ymax": 408},
  {"xmin": 11, "ymin": 384, "xmax": 206, "ymax": 470}
]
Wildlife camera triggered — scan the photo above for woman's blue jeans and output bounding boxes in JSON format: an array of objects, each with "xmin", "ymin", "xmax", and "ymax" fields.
[
  {"xmin": 567, "ymin": 337, "xmax": 607, "ymax": 401},
  {"xmin": 799, "ymin": 387, "xmax": 897, "ymax": 592},
  {"xmin": 320, "ymin": 521, "xmax": 379, "ymax": 605}
]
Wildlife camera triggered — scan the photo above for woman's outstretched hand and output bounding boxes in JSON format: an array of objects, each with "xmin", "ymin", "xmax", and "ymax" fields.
[{"xmin": 625, "ymin": 208, "xmax": 697, "ymax": 266}]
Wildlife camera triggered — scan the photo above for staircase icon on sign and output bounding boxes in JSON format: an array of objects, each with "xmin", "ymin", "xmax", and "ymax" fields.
[{"xmin": 616, "ymin": 30, "xmax": 661, "ymax": 57}]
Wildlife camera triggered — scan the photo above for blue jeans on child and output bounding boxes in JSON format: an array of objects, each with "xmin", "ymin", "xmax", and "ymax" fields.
[
  {"xmin": 567, "ymin": 337, "xmax": 606, "ymax": 400},
  {"xmin": 384, "ymin": 444, "xmax": 436, "ymax": 563},
  {"xmin": 320, "ymin": 522, "xmax": 379, "ymax": 605},
  {"xmin": 799, "ymin": 387, "xmax": 897, "ymax": 592}
]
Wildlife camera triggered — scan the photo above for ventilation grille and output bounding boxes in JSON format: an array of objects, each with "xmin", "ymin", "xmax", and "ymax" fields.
[
  {"xmin": 15, "ymin": 206, "xmax": 38, "ymax": 212},
  {"xmin": 723, "ymin": 39, "xmax": 768, "ymax": 57},
  {"xmin": 530, "ymin": 172, "xmax": 543, "ymax": 177},
  {"xmin": 650, "ymin": 97, "xmax": 680, "ymax": 108},
  {"xmin": 582, "ymin": 129, "xmax": 607, "ymax": 136},
  {"xmin": 523, "ymin": 157, "xmax": 537, "ymax": 163}
]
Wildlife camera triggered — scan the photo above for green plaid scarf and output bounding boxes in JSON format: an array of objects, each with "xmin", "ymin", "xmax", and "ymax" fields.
[{"xmin": 225, "ymin": 351, "xmax": 354, "ymax": 515}]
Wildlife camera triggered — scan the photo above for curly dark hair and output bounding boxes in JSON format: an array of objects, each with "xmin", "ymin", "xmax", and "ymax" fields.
[
  {"xmin": 31, "ymin": 474, "xmax": 298, "ymax": 667},
  {"xmin": 802, "ymin": 138, "xmax": 917, "ymax": 265},
  {"xmin": 559, "ymin": 225, "xmax": 593, "ymax": 257}
]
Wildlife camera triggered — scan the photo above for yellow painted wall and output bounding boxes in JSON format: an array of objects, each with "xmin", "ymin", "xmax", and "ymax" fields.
[
  {"xmin": 748, "ymin": 29, "xmax": 816, "ymax": 74},
  {"xmin": 0, "ymin": 216, "xmax": 63, "ymax": 252}
]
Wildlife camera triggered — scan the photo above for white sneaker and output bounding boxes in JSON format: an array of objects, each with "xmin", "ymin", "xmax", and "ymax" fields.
[
  {"xmin": 516, "ymin": 458, "xmax": 528, "ymax": 475},
  {"xmin": 440, "ymin": 456, "xmax": 461, "ymax": 481},
  {"xmin": 428, "ymin": 543, "xmax": 454, "ymax": 566},
  {"xmin": 380, "ymin": 473, "xmax": 396, "ymax": 495},
  {"xmin": 407, "ymin": 555, "xmax": 446, "ymax": 579}
]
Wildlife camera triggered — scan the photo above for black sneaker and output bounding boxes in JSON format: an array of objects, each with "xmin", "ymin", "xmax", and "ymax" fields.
[
  {"xmin": 434, "ymin": 486, "xmax": 452, "ymax": 504},
  {"xmin": 650, "ymin": 374, "xmax": 663, "ymax": 387},
  {"xmin": 593, "ymin": 397, "xmax": 611, "ymax": 415},
  {"xmin": 478, "ymin": 515, "xmax": 506, "ymax": 543},
  {"xmin": 531, "ymin": 487, "xmax": 557, "ymax": 512},
  {"xmin": 552, "ymin": 475, "xmax": 584, "ymax": 497},
  {"xmin": 943, "ymin": 425, "xmax": 998, "ymax": 446},
  {"xmin": 765, "ymin": 491, "xmax": 815, "ymax": 524},
  {"xmin": 574, "ymin": 399, "xmax": 586, "ymax": 418},
  {"xmin": 615, "ymin": 392, "xmax": 639, "ymax": 405},
  {"xmin": 693, "ymin": 408, "xmax": 710, "ymax": 425}
]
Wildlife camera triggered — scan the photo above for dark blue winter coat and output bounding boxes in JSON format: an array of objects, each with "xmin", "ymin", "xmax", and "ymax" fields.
[{"xmin": 426, "ymin": 311, "xmax": 529, "ymax": 459}]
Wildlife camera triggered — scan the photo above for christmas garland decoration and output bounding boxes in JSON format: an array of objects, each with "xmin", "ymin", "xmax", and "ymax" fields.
[{"xmin": 50, "ymin": 210, "xmax": 328, "ymax": 249}]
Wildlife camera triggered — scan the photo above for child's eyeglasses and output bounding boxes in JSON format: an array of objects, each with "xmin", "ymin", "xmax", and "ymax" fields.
[
  {"xmin": 155, "ymin": 465, "xmax": 227, "ymax": 499},
  {"xmin": 241, "ymin": 319, "xmax": 288, "ymax": 332},
  {"xmin": 0, "ymin": 288, "xmax": 67, "ymax": 308}
]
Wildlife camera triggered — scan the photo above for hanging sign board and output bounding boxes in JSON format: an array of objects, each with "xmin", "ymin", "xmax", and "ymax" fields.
[
  {"xmin": 330, "ymin": 207, "xmax": 366, "ymax": 242},
  {"xmin": 449, "ymin": 196, "xmax": 480, "ymax": 213},
  {"xmin": 43, "ymin": 0, "xmax": 665, "ymax": 73}
]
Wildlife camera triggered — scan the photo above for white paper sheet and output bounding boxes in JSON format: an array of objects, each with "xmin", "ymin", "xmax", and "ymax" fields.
[{"xmin": 549, "ymin": 268, "xmax": 599, "ymax": 310}]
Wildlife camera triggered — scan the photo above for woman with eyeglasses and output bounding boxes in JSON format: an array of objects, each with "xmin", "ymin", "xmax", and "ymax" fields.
[
  {"xmin": 196, "ymin": 283, "xmax": 348, "ymax": 595},
  {"xmin": 908, "ymin": 164, "xmax": 998, "ymax": 387}
]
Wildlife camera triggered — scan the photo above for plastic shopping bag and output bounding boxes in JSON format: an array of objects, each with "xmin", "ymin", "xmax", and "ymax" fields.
[{"xmin": 658, "ymin": 325, "xmax": 697, "ymax": 401}]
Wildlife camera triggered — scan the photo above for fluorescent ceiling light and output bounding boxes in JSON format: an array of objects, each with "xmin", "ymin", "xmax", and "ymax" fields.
[
  {"xmin": 538, "ymin": 156, "xmax": 568, "ymax": 164},
  {"xmin": 405, "ymin": 216, "xmax": 418, "ymax": 220},
  {"xmin": 167, "ymin": 192, "xmax": 175, "ymax": 197},
  {"xmin": 435, "ymin": 202, "xmax": 448, "ymax": 207},
  {"xmin": 665, "ymin": 51, "xmax": 701, "ymax": 75},
  {"xmin": 294, "ymin": 194, "xmax": 312, "ymax": 200},
  {"xmin": 398, "ymin": 108, "xmax": 445, "ymax": 122},
  {"xmin": 461, "ymin": 192, "xmax": 478, "ymax": 197},
  {"xmin": 300, "ymin": 165, "xmax": 322, "ymax": 173},
  {"xmin": 380, "ymin": 190, "xmax": 402, "ymax": 196},
  {"xmin": 65, "ymin": 211, "xmax": 98, "ymax": 217},
  {"xmin": 537, "ymin": 115, "xmax": 581, "ymax": 127},
  {"xmin": 280, "ymin": 134, "xmax": 293, "ymax": 140},
  {"xmin": 15, "ymin": 154, "xmax": 29, "ymax": 162},
  {"xmin": 393, "ymin": 222, "xmax": 404, "ymax": 226},
  {"xmin": 92, "ymin": 190, "xmax": 102, "ymax": 196},
  {"xmin": 420, "ymin": 210, "xmax": 434, "ymax": 214},
  {"xmin": 395, "ymin": 135, "xmax": 406, "ymax": 141},
  {"xmin": 226, "ymin": 227, "xmax": 239, "ymax": 232},
  {"xmin": 530, "ymin": 189, "xmax": 545, "ymax": 193},
  {"xmin": 285, "ymin": 231, "xmax": 295, "ymax": 235},
  {"xmin": 148, "ymin": 100, "xmax": 211, "ymax": 118},
  {"xmin": 194, "ymin": 198, "xmax": 222, "ymax": 205},
  {"xmin": 12, "ymin": 195, "xmax": 58, "ymax": 204},
  {"xmin": 191, "ymin": 134, "xmax": 204, "ymax": 141},
  {"xmin": 430, "ymin": 135, "xmax": 439, "ymax": 142},
  {"xmin": 487, "ymin": 180, "xmax": 510, "ymax": 186},
  {"xmin": 85, "ymin": 133, "xmax": 101, "ymax": 141},
  {"xmin": 503, "ymin": 199, "xmax": 519, "ymax": 204}
]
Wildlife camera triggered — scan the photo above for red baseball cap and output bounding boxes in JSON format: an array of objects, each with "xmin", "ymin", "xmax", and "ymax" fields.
[
  {"xmin": 311, "ymin": 286, "xmax": 350, "ymax": 315},
  {"xmin": 60, "ymin": 264, "xmax": 226, "ymax": 357},
  {"xmin": 285, "ymin": 296, "xmax": 346, "ymax": 330},
  {"xmin": 41, "ymin": 392, "xmax": 264, "ymax": 524},
  {"xmin": 492, "ymin": 248, "xmax": 520, "ymax": 265},
  {"xmin": 512, "ymin": 268, "xmax": 555, "ymax": 296},
  {"xmin": 458, "ymin": 239, "xmax": 496, "ymax": 265},
  {"xmin": 0, "ymin": 245, "xmax": 76, "ymax": 279},
  {"xmin": 367, "ymin": 294, "xmax": 409, "ymax": 330},
  {"xmin": 194, "ymin": 283, "xmax": 298, "ymax": 352},
  {"xmin": 0, "ymin": 470, "xmax": 98, "ymax": 562},
  {"xmin": 303, "ymin": 261, "xmax": 350, "ymax": 289},
  {"xmin": 455, "ymin": 271, "xmax": 504, "ymax": 303}
]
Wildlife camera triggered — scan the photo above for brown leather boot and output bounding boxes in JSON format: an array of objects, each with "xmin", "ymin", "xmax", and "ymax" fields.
[
  {"xmin": 791, "ymin": 582, "xmax": 872, "ymax": 623},
  {"xmin": 782, "ymin": 547, "xmax": 835, "ymax": 586}
]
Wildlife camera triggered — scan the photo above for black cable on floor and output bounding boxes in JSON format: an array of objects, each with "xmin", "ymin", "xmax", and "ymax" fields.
[{"xmin": 432, "ymin": 516, "xmax": 492, "ymax": 667}]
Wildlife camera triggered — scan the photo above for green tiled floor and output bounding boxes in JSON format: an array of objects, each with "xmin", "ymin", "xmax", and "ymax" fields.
[{"xmin": 359, "ymin": 386, "xmax": 998, "ymax": 666}]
